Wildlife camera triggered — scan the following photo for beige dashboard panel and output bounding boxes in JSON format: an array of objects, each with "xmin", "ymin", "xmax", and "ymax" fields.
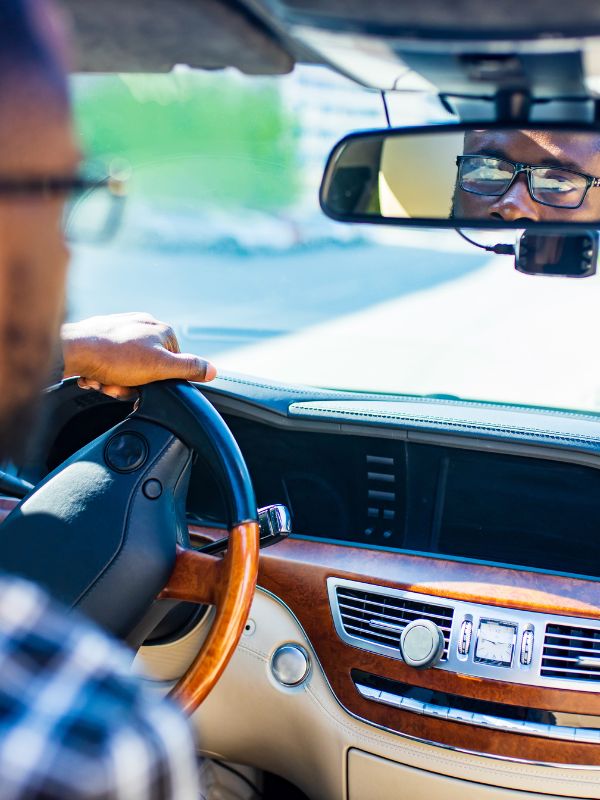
[
  {"xmin": 348, "ymin": 749, "xmax": 573, "ymax": 800},
  {"xmin": 137, "ymin": 589, "xmax": 600, "ymax": 800}
]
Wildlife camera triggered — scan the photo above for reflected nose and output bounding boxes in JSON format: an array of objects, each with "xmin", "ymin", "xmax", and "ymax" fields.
[{"xmin": 488, "ymin": 174, "xmax": 541, "ymax": 222}]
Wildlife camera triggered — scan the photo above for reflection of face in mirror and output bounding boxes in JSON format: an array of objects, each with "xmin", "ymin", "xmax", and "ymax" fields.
[{"xmin": 452, "ymin": 130, "xmax": 600, "ymax": 222}]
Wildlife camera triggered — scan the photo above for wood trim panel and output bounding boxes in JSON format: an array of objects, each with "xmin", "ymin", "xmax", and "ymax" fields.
[
  {"xmin": 191, "ymin": 526, "xmax": 600, "ymax": 764},
  {"xmin": 249, "ymin": 537, "xmax": 600, "ymax": 716}
]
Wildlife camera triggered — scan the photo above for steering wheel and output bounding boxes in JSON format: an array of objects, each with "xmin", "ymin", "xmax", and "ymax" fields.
[{"xmin": 0, "ymin": 380, "xmax": 260, "ymax": 715}]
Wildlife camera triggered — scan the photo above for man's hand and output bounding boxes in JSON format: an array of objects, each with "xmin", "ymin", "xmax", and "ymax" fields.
[{"xmin": 61, "ymin": 312, "xmax": 217, "ymax": 400}]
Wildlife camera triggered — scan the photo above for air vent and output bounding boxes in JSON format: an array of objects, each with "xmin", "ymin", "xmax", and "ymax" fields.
[
  {"xmin": 541, "ymin": 622, "xmax": 600, "ymax": 682},
  {"xmin": 363, "ymin": 453, "xmax": 398, "ymax": 543},
  {"xmin": 335, "ymin": 585, "xmax": 454, "ymax": 661}
]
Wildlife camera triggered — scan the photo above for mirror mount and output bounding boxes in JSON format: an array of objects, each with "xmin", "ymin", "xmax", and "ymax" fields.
[{"xmin": 397, "ymin": 50, "xmax": 591, "ymax": 124}]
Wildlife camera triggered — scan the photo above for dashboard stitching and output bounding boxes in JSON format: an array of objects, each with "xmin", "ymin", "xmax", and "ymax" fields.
[
  {"xmin": 289, "ymin": 406, "xmax": 600, "ymax": 445},
  {"xmin": 215, "ymin": 376, "xmax": 600, "ymax": 423},
  {"xmin": 302, "ymin": 675, "xmax": 600, "ymax": 789},
  {"xmin": 235, "ymin": 600, "xmax": 600, "ymax": 786}
]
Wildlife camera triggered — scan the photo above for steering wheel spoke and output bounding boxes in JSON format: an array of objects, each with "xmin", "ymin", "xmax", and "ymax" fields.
[
  {"xmin": 160, "ymin": 521, "xmax": 260, "ymax": 714},
  {"xmin": 159, "ymin": 546, "xmax": 224, "ymax": 606}
]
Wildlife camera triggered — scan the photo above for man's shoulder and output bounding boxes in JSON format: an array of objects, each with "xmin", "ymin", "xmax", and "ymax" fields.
[
  {"xmin": 0, "ymin": 574, "xmax": 198, "ymax": 798},
  {"xmin": 0, "ymin": 573, "xmax": 131, "ymax": 675}
]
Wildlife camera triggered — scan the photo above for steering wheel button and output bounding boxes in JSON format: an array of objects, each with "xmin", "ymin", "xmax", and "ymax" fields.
[
  {"xmin": 142, "ymin": 479, "xmax": 162, "ymax": 499},
  {"xmin": 104, "ymin": 432, "xmax": 148, "ymax": 473}
]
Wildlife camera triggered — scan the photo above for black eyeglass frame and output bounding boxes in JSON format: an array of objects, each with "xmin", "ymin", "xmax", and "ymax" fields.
[
  {"xmin": 456, "ymin": 154, "xmax": 600, "ymax": 210},
  {"xmin": 0, "ymin": 174, "xmax": 124, "ymax": 198}
]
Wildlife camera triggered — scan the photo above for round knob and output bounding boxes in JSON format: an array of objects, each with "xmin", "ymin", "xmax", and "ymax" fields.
[
  {"xmin": 271, "ymin": 644, "xmax": 311, "ymax": 687},
  {"xmin": 400, "ymin": 619, "xmax": 445, "ymax": 669}
]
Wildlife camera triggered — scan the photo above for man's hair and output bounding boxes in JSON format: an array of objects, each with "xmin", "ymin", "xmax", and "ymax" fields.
[{"xmin": 0, "ymin": 0, "xmax": 68, "ymax": 108}]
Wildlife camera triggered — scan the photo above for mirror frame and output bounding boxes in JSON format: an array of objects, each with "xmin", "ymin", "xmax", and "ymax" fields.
[{"xmin": 319, "ymin": 121, "xmax": 600, "ymax": 230}]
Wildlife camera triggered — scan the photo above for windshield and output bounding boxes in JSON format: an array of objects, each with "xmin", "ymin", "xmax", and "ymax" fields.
[{"xmin": 69, "ymin": 66, "xmax": 600, "ymax": 415}]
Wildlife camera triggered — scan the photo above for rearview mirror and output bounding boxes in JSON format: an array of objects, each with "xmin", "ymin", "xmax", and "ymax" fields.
[{"xmin": 320, "ymin": 124, "xmax": 600, "ymax": 229}]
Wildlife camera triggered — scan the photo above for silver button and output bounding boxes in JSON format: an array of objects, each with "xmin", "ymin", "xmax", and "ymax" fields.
[
  {"xmin": 520, "ymin": 630, "xmax": 534, "ymax": 666},
  {"xmin": 271, "ymin": 644, "xmax": 311, "ymax": 687},
  {"xmin": 458, "ymin": 620, "xmax": 473, "ymax": 655}
]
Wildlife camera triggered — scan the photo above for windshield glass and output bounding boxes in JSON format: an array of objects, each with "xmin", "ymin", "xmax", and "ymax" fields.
[{"xmin": 69, "ymin": 66, "xmax": 600, "ymax": 414}]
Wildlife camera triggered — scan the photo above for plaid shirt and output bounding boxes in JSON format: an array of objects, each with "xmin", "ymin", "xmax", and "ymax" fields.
[{"xmin": 0, "ymin": 574, "xmax": 200, "ymax": 799}]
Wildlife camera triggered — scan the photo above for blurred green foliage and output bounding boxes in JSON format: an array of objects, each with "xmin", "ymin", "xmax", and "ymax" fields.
[{"xmin": 72, "ymin": 70, "xmax": 300, "ymax": 212}]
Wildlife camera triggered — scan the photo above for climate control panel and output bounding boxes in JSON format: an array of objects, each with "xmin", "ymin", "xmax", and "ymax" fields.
[{"xmin": 327, "ymin": 577, "xmax": 600, "ymax": 692}]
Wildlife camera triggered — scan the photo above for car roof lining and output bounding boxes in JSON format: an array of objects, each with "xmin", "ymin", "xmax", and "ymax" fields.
[{"xmin": 61, "ymin": 0, "xmax": 600, "ymax": 75}]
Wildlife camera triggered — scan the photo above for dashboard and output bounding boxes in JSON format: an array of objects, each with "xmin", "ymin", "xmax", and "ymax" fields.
[{"xmin": 14, "ymin": 375, "xmax": 600, "ymax": 769}]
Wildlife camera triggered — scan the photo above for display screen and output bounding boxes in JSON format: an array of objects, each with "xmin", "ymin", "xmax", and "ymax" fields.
[
  {"xmin": 474, "ymin": 620, "xmax": 516, "ymax": 666},
  {"xmin": 437, "ymin": 451, "xmax": 600, "ymax": 579}
]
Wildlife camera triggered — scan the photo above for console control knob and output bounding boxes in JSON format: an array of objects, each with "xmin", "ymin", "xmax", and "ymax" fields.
[
  {"xmin": 520, "ymin": 630, "xmax": 534, "ymax": 666},
  {"xmin": 458, "ymin": 620, "xmax": 473, "ymax": 655},
  {"xmin": 400, "ymin": 619, "xmax": 445, "ymax": 669}
]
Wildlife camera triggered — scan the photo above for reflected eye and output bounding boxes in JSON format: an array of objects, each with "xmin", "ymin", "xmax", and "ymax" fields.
[
  {"xmin": 530, "ymin": 168, "xmax": 588, "ymax": 208},
  {"xmin": 533, "ymin": 171, "xmax": 578, "ymax": 193},
  {"xmin": 458, "ymin": 157, "xmax": 514, "ymax": 196}
]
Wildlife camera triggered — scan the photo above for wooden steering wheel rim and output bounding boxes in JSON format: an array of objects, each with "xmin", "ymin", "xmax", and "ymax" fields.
[{"xmin": 158, "ymin": 521, "xmax": 260, "ymax": 715}]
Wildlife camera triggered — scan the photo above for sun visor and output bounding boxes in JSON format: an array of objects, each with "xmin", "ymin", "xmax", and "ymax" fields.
[{"xmin": 58, "ymin": 0, "xmax": 295, "ymax": 74}]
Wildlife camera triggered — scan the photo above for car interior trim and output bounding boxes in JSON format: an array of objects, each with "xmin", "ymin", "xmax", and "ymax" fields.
[
  {"xmin": 295, "ymin": 534, "xmax": 600, "ymax": 585},
  {"xmin": 252, "ymin": 587, "xmax": 600, "ymax": 771},
  {"xmin": 140, "ymin": 586, "xmax": 600, "ymax": 776},
  {"xmin": 354, "ymin": 680, "xmax": 600, "ymax": 744},
  {"xmin": 328, "ymin": 577, "xmax": 600, "ymax": 691}
]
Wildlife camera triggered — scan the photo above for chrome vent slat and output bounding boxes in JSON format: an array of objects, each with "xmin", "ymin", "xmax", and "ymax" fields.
[
  {"xmin": 539, "ymin": 665, "xmax": 600, "ymax": 678},
  {"xmin": 542, "ymin": 642, "xmax": 600, "ymax": 654},
  {"xmin": 335, "ymin": 586, "xmax": 454, "ymax": 662},
  {"xmin": 542, "ymin": 654, "xmax": 595, "ymax": 663},
  {"xmin": 343, "ymin": 623, "xmax": 400, "ymax": 645},
  {"xmin": 338, "ymin": 592, "xmax": 452, "ymax": 622},
  {"xmin": 338, "ymin": 612, "xmax": 452, "ymax": 635},
  {"xmin": 338, "ymin": 604, "xmax": 452, "ymax": 631},
  {"xmin": 369, "ymin": 617, "xmax": 452, "ymax": 633},
  {"xmin": 544, "ymin": 634, "xmax": 600, "ymax": 645},
  {"xmin": 541, "ymin": 622, "xmax": 600, "ymax": 682}
]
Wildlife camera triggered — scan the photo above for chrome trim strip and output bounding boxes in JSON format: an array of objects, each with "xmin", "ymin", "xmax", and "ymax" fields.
[
  {"xmin": 355, "ymin": 682, "xmax": 600, "ymax": 744},
  {"xmin": 328, "ymin": 577, "xmax": 600, "ymax": 692}
]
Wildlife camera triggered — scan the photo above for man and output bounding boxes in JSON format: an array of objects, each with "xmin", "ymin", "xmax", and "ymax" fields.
[
  {"xmin": 452, "ymin": 128, "xmax": 600, "ymax": 222},
  {"xmin": 0, "ymin": 1, "xmax": 213, "ymax": 796}
]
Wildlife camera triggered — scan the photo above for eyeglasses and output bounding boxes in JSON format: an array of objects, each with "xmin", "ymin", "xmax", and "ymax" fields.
[
  {"xmin": 0, "ymin": 165, "xmax": 128, "ymax": 243},
  {"xmin": 456, "ymin": 154, "xmax": 600, "ymax": 209}
]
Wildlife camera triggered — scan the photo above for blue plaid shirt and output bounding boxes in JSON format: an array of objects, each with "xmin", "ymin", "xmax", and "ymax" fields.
[{"xmin": 0, "ymin": 574, "xmax": 199, "ymax": 799}]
